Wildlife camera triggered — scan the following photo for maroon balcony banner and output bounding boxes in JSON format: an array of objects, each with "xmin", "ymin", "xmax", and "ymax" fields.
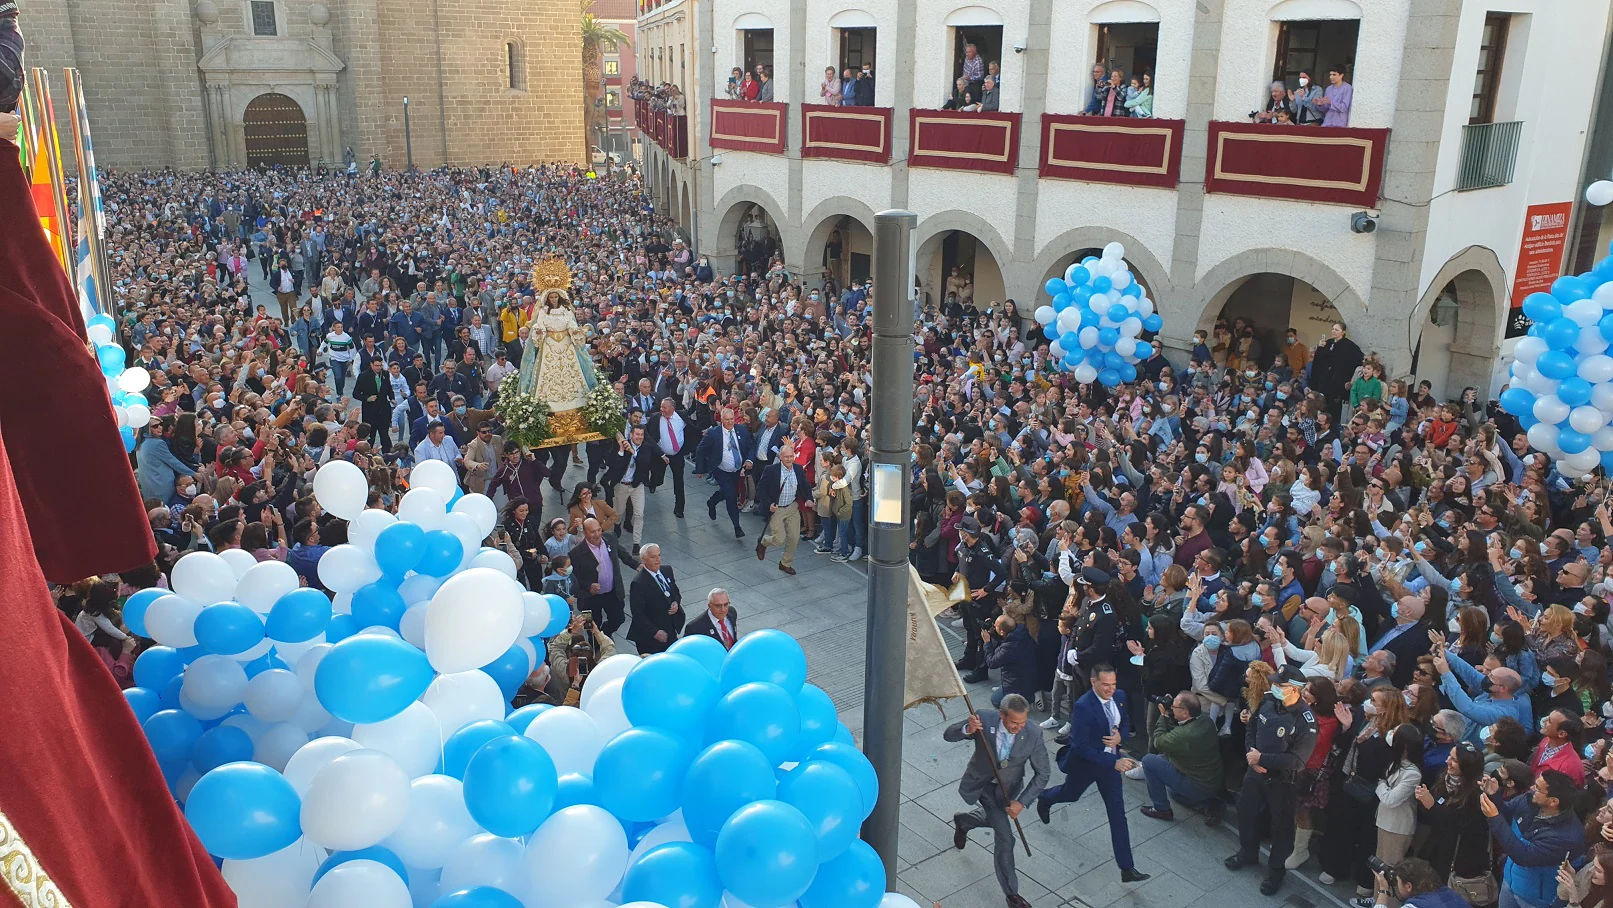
[
  {"xmin": 908, "ymin": 109, "xmax": 1020, "ymax": 175},
  {"xmin": 1205, "ymin": 122, "xmax": 1390, "ymax": 208},
  {"xmin": 1038, "ymin": 115, "xmax": 1184, "ymax": 189},
  {"xmin": 709, "ymin": 100, "xmax": 788, "ymax": 154},
  {"xmin": 801, "ymin": 104, "xmax": 893, "ymax": 164}
]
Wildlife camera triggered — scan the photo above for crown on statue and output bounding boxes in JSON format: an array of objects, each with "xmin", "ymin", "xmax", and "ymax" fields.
[{"xmin": 531, "ymin": 257, "xmax": 573, "ymax": 298}]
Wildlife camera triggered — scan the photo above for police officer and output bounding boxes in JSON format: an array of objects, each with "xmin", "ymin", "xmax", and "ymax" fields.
[
  {"xmin": 1074, "ymin": 568, "xmax": 1117, "ymax": 681},
  {"xmin": 1224, "ymin": 665, "xmax": 1317, "ymax": 896},
  {"xmin": 952, "ymin": 515, "xmax": 1005, "ymax": 684}
]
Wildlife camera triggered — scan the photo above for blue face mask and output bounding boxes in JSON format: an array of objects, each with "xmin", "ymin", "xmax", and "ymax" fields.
[
  {"xmin": 1414, "ymin": 541, "xmax": 1427, "ymax": 555},
  {"xmin": 1195, "ymin": 452, "xmax": 1209, "ymax": 464},
  {"xmin": 1510, "ymin": 548, "xmax": 1525, "ymax": 561},
  {"xmin": 455, "ymin": 406, "xmax": 466, "ymax": 415},
  {"xmin": 1450, "ymin": 576, "xmax": 1463, "ymax": 593},
  {"xmin": 1129, "ymin": 654, "xmax": 1145, "ymax": 666},
  {"xmin": 1203, "ymin": 635, "xmax": 1221, "ymax": 650},
  {"xmin": 1390, "ymin": 603, "xmax": 1400, "ymax": 619},
  {"xmin": 1265, "ymin": 381, "xmax": 1274, "ymax": 390},
  {"xmin": 1543, "ymin": 671, "xmax": 1558, "ymax": 688},
  {"xmin": 1276, "ymin": 391, "xmax": 1287, "ymax": 400},
  {"xmin": 1251, "ymin": 592, "xmax": 1266, "ymax": 608}
]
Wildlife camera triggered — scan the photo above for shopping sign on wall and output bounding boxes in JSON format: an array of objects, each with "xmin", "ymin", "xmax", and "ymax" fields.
[{"xmin": 1506, "ymin": 202, "xmax": 1575, "ymax": 338}]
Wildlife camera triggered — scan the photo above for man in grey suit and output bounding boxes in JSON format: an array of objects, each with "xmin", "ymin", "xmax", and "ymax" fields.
[{"xmin": 943, "ymin": 693, "xmax": 1049, "ymax": 908}]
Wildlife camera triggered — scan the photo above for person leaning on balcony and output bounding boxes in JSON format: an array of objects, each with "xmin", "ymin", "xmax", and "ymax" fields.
[
  {"xmin": 841, "ymin": 68, "xmax": 858, "ymax": 105},
  {"xmin": 943, "ymin": 76, "xmax": 974, "ymax": 111},
  {"xmin": 820, "ymin": 66, "xmax": 842, "ymax": 106},
  {"xmin": 1085, "ymin": 70, "xmax": 1127, "ymax": 116},
  {"xmin": 1124, "ymin": 74, "xmax": 1153, "ymax": 118},
  {"xmin": 739, "ymin": 71, "xmax": 759, "ymax": 101},
  {"xmin": 756, "ymin": 68, "xmax": 774, "ymax": 103},
  {"xmin": 1291, "ymin": 70, "xmax": 1325, "ymax": 125},
  {"xmin": 978, "ymin": 76, "xmax": 1000, "ymax": 113},
  {"xmin": 725, "ymin": 67, "xmax": 743, "ymax": 100},
  {"xmin": 854, "ymin": 63, "xmax": 875, "ymax": 106},
  {"xmin": 1315, "ymin": 64, "xmax": 1353, "ymax": 127},
  {"xmin": 1254, "ymin": 81, "xmax": 1294, "ymax": 124}
]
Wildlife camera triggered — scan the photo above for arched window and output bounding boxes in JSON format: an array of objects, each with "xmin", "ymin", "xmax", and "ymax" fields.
[{"xmin": 507, "ymin": 40, "xmax": 527, "ymax": 91}]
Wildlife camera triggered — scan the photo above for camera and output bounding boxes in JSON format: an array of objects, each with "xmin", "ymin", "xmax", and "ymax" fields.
[
  {"xmin": 1367, "ymin": 856, "xmax": 1397, "ymax": 888},
  {"xmin": 1248, "ymin": 110, "xmax": 1260, "ymax": 120}
]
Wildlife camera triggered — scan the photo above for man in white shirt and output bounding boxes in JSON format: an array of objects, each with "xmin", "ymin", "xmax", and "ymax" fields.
[
  {"xmin": 647, "ymin": 397, "xmax": 688, "ymax": 518},
  {"xmin": 608, "ymin": 425, "xmax": 652, "ymax": 548},
  {"xmin": 413, "ymin": 421, "xmax": 464, "ymax": 475}
]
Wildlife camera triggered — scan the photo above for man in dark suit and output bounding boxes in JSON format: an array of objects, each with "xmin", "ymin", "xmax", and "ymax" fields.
[
  {"xmin": 695, "ymin": 406, "xmax": 753, "ymax": 539},
  {"xmin": 684, "ymin": 588, "xmax": 738, "ymax": 649},
  {"xmin": 627, "ymin": 543, "xmax": 685, "ymax": 654},
  {"xmin": 1368, "ymin": 594, "xmax": 1432, "ymax": 688},
  {"xmin": 604, "ymin": 424, "xmax": 656, "ymax": 549},
  {"xmin": 645, "ymin": 397, "xmax": 689, "ymax": 518},
  {"xmin": 943, "ymin": 694, "xmax": 1049, "ymax": 908},
  {"xmin": 745, "ymin": 408, "xmax": 787, "ymax": 514},
  {"xmin": 352, "ymin": 357, "xmax": 395, "ymax": 450},
  {"xmin": 567, "ymin": 516, "xmax": 640, "ymax": 637},
  {"xmin": 1036, "ymin": 664, "xmax": 1151, "ymax": 884},
  {"xmin": 754, "ymin": 443, "xmax": 810, "ymax": 575}
]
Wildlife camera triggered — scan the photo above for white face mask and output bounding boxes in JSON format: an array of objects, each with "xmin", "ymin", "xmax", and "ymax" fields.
[{"xmin": 1299, "ymin": 77, "xmax": 1309, "ymax": 87}]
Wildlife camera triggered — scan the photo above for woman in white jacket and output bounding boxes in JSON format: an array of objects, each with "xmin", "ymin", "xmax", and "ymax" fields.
[{"xmin": 1373, "ymin": 724, "xmax": 1425, "ymax": 874}]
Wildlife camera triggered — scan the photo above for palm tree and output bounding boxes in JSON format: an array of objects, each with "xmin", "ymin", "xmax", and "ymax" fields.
[{"xmin": 581, "ymin": 1, "xmax": 630, "ymax": 155}]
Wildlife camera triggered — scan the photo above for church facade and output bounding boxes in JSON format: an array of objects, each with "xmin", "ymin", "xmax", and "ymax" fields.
[{"xmin": 24, "ymin": 0, "xmax": 587, "ymax": 170}]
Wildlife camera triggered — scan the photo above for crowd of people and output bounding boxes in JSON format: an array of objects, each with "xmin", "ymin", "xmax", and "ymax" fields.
[
  {"xmin": 626, "ymin": 76, "xmax": 686, "ymax": 116},
  {"xmin": 1083, "ymin": 63, "xmax": 1155, "ymax": 119},
  {"xmin": 1253, "ymin": 65, "xmax": 1355, "ymax": 127},
  {"xmin": 61, "ymin": 154, "xmax": 1613, "ymax": 908}
]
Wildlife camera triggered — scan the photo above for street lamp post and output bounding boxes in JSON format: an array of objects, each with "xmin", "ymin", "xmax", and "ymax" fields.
[
  {"xmin": 403, "ymin": 96, "xmax": 413, "ymax": 171},
  {"xmin": 861, "ymin": 209, "xmax": 917, "ymax": 880}
]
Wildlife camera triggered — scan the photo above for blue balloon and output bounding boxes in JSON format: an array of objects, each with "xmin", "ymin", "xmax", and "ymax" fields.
[
  {"xmin": 326, "ymin": 613, "xmax": 360, "ymax": 643},
  {"xmin": 431, "ymin": 888, "xmax": 524, "ymax": 908},
  {"xmin": 1043, "ymin": 278, "xmax": 1066, "ymax": 297},
  {"xmin": 719, "ymin": 628, "xmax": 807, "ymax": 693},
  {"xmin": 683, "ymin": 740, "xmax": 778, "ymax": 846},
  {"xmin": 1078, "ymin": 307, "xmax": 1100, "ymax": 329},
  {"xmin": 595, "ymin": 727, "xmax": 694, "ymax": 822},
  {"xmin": 418, "ymin": 530, "xmax": 466, "ymax": 577},
  {"xmin": 442, "ymin": 719, "xmax": 517, "ymax": 779},
  {"xmin": 1050, "ymin": 293, "xmax": 1072, "ymax": 312},
  {"xmin": 1498, "ymin": 386, "xmax": 1538, "ymax": 416},
  {"xmin": 120, "ymin": 426, "xmax": 136, "ymax": 452},
  {"xmin": 480, "ymin": 644, "xmax": 530, "ymax": 700},
  {"xmin": 1063, "ymin": 345, "xmax": 1085, "ymax": 364},
  {"xmin": 1543, "ymin": 317, "xmax": 1583, "ymax": 351},
  {"xmin": 191, "ymin": 725, "xmax": 254, "ymax": 774},
  {"xmin": 1121, "ymin": 282, "xmax": 1143, "ymax": 298},
  {"xmin": 1106, "ymin": 303, "xmax": 1129, "ymax": 322},
  {"xmin": 715, "ymin": 800, "xmax": 820, "ymax": 907},
  {"xmin": 552, "ymin": 772, "xmax": 598, "ymax": 811},
  {"xmin": 145, "ymin": 709, "xmax": 205, "ymax": 763},
  {"xmin": 1553, "ymin": 275, "xmax": 1592, "ymax": 303},
  {"xmin": 808, "ymin": 742, "xmax": 878, "ymax": 819},
  {"xmin": 1143, "ymin": 313, "xmax": 1163, "ymax": 332},
  {"xmin": 1560, "ymin": 377, "xmax": 1595, "ymax": 407},
  {"xmin": 96, "ymin": 344, "xmax": 126, "ymax": 374},
  {"xmin": 623, "ymin": 653, "xmax": 719, "ymax": 733},
  {"xmin": 315, "ymin": 846, "xmax": 408, "ymax": 885},
  {"xmin": 124, "ymin": 686, "xmax": 162, "ymax": 725},
  {"xmin": 798, "ymin": 840, "xmax": 886, "ymax": 908},
  {"xmin": 1068, "ymin": 266, "xmax": 1090, "ymax": 286},
  {"xmin": 795, "ymin": 684, "xmax": 837, "ymax": 755},
  {"xmin": 505, "ymin": 703, "xmax": 553, "ymax": 734},
  {"xmin": 706, "ymin": 682, "xmax": 801, "ymax": 766},
  {"xmin": 1596, "ymin": 256, "xmax": 1613, "ymax": 283},
  {"xmin": 160, "ymin": 675, "xmax": 183, "ymax": 709},
  {"xmin": 266, "ymin": 588, "xmax": 332, "ymax": 643},
  {"xmin": 134, "ymin": 645, "xmax": 187, "ymax": 689},
  {"xmin": 178, "ymin": 644, "xmax": 207, "ymax": 664},
  {"xmin": 374, "ymin": 522, "xmax": 426, "ymax": 578},
  {"xmin": 1097, "ymin": 368, "xmax": 1121, "ymax": 388},
  {"xmin": 462, "ymin": 735, "xmax": 558, "ymax": 837},
  {"xmin": 539, "ymin": 594, "xmax": 571, "ymax": 637},
  {"xmin": 668, "ymin": 634, "xmax": 727, "ymax": 678},
  {"xmin": 1091, "ymin": 275, "xmax": 1113, "ymax": 294},
  {"xmin": 351, "ymin": 581, "xmax": 407, "ymax": 630},
  {"xmin": 184, "ymin": 762, "xmax": 301, "ymax": 860},
  {"xmin": 1537, "ymin": 350, "xmax": 1579, "ymax": 380},
  {"xmin": 1599, "ymin": 313, "xmax": 1613, "ymax": 340},
  {"xmin": 1136, "ymin": 342, "xmax": 1155, "ymax": 360},
  {"xmin": 622, "ymin": 842, "xmax": 723, "ymax": 908},
  {"xmin": 1518, "ymin": 412, "xmax": 1540, "ymax": 431},
  {"xmin": 88, "ymin": 313, "xmax": 117, "ymax": 332},
  {"xmin": 1560, "ymin": 428, "xmax": 1592, "ymax": 455},
  {"xmin": 194, "ymin": 602, "xmax": 265, "ymax": 656},
  {"xmin": 313, "ymin": 633, "xmax": 434, "ymax": 724},
  {"xmin": 122, "ymin": 588, "xmax": 164, "ymax": 638},
  {"xmin": 778, "ymin": 761, "xmax": 863, "ymax": 860},
  {"xmin": 1096, "ymin": 327, "xmax": 1119, "ymax": 349},
  {"xmin": 1602, "ymin": 449, "xmax": 1613, "ymax": 472},
  {"xmin": 1058, "ymin": 331, "xmax": 1080, "ymax": 352},
  {"xmin": 1522, "ymin": 292, "xmax": 1564, "ymax": 323}
]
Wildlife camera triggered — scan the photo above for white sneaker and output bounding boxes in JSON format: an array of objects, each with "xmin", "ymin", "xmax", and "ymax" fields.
[
  {"xmin": 950, "ymin": 618, "xmax": 965, "ymax": 628},
  {"xmin": 1057, "ymin": 723, "xmax": 1071, "ymax": 735},
  {"xmin": 1039, "ymin": 717, "xmax": 1060, "ymax": 729},
  {"xmin": 1123, "ymin": 765, "xmax": 1146, "ymax": 780},
  {"xmin": 849, "ymin": 548, "xmax": 865, "ymax": 561},
  {"xmin": 1318, "ymin": 873, "xmax": 1336, "ymax": 885}
]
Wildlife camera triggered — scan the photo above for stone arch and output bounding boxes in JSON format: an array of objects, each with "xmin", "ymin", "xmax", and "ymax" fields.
[
  {"xmin": 1268, "ymin": 0, "xmax": 1362, "ymax": 20},
  {"xmin": 505, "ymin": 37, "xmax": 528, "ymax": 91},
  {"xmin": 1182, "ymin": 249, "xmax": 1365, "ymax": 369},
  {"xmin": 944, "ymin": 5, "xmax": 1003, "ymax": 26},
  {"xmin": 242, "ymin": 92, "xmax": 309, "ymax": 167},
  {"xmin": 800, "ymin": 196, "xmax": 879, "ymax": 290},
  {"xmin": 915, "ymin": 210, "xmax": 1013, "ymax": 311},
  {"xmin": 1411, "ymin": 246, "xmax": 1508, "ymax": 399},
  {"xmin": 680, "ymin": 182, "xmax": 692, "ymax": 234},
  {"xmin": 1090, "ymin": 0, "xmax": 1161, "ymax": 23},
  {"xmin": 713, "ymin": 184, "xmax": 789, "ymax": 276},
  {"xmin": 1030, "ymin": 226, "xmax": 1170, "ymax": 303}
]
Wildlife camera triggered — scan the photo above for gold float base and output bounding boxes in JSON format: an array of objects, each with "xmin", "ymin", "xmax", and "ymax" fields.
[{"xmin": 531, "ymin": 407, "xmax": 606, "ymax": 448}]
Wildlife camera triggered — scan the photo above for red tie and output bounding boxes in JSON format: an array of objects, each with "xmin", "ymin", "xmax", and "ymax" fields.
[
  {"xmin": 717, "ymin": 618, "xmax": 733, "ymax": 648},
  {"xmin": 667, "ymin": 416, "xmax": 680, "ymax": 453}
]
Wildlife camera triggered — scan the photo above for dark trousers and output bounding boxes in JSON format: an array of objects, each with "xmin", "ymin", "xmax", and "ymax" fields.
[
  {"xmin": 1039, "ymin": 761, "xmax": 1135, "ymax": 870},
  {"xmin": 708, "ymin": 468, "xmax": 742, "ymax": 530},
  {"xmin": 660, "ymin": 453, "xmax": 686, "ymax": 515},
  {"xmin": 582, "ymin": 592, "xmax": 626, "ymax": 637},
  {"xmin": 586, "ymin": 440, "xmax": 610, "ymax": 487},
  {"xmin": 365, "ymin": 417, "xmax": 392, "ymax": 452},
  {"xmin": 1317, "ymin": 778, "xmax": 1376, "ymax": 888},
  {"xmin": 1236, "ymin": 769, "xmax": 1298, "ymax": 873},
  {"xmin": 960, "ymin": 592, "xmax": 994, "ymax": 670},
  {"xmin": 547, "ymin": 447, "xmax": 569, "ymax": 493},
  {"xmin": 955, "ymin": 786, "xmax": 1020, "ymax": 896}
]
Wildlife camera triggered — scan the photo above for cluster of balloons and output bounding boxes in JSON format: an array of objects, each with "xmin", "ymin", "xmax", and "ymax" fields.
[
  {"xmin": 1498, "ymin": 183, "xmax": 1613, "ymax": 478},
  {"xmin": 130, "ymin": 460, "xmax": 925, "ymax": 908},
  {"xmin": 87, "ymin": 312, "xmax": 155, "ymax": 451},
  {"xmin": 1033, "ymin": 241, "xmax": 1163, "ymax": 387}
]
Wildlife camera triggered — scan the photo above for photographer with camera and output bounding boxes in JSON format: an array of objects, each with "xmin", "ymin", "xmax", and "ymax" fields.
[
  {"xmin": 545, "ymin": 611, "xmax": 616, "ymax": 705},
  {"xmin": 1364, "ymin": 857, "xmax": 1466, "ymax": 908}
]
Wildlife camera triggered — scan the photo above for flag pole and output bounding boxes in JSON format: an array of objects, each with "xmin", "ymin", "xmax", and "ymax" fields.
[
  {"xmin": 959, "ymin": 689, "xmax": 1033, "ymax": 857},
  {"xmin": 64, "ymin": 68, "xmax": 114, "ymax": 329},
  {"xmin": 29, "ymin": 68, "xmax": 76, "ymax": 282}
]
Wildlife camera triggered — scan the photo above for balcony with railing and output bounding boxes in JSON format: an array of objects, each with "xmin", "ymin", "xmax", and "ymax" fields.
[
  {"xmin": 632, "ymin": 99, "xmax": 686, "ymax": 159},
  {"xmin": 907, "ymin": 109, "xmax": 1021, "ymax": 175},
  {"xmin": 1203, "ymin": 122, "xmax": 1391, "ymax": 208},
  {"xmin": 709, "ymin": 99, "xmax": 789, "ymax": 155},
  {"xmin": 1455, "ymin": 120, "xmax": 1523, "ymax": 191}
]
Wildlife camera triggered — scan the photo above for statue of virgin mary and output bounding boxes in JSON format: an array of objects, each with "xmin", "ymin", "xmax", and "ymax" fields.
[{"xmin": 514, "ymin": 258, "xmax": 603, "ymax": 443}]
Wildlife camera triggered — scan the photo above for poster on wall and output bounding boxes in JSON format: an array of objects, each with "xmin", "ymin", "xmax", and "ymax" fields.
[{"xmin": 1506, "ymin": 202, "xmax": 1574, "ymax": 338}]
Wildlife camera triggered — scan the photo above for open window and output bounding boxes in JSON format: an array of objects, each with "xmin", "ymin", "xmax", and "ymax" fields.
[
  {"xmin": 736, "ymin": 14, "xmax": 775, "ymax": 79},
  {"xmin": 1095, "ymin": 24, "xmax": 1158, "ymax": 81},
  {"xmin": 1469, "ymin": 13, "xmax": 1510, "ymax": 124},
  {"xmin": 1272, "ymin": 19, "xmax": 1359, "ymax": 87},
  {"xmin": 830, "ymin": 10, "xmax": 878, "ymax": 75},
  {"xmin": 945, "ymin": 6, "xmax": 1003, "ymax": 94}
]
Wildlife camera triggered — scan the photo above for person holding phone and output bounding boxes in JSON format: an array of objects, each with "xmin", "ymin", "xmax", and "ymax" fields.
[{"xmin": 1481, "ymin": 769, "xmax": 1585, "ymax": 908}]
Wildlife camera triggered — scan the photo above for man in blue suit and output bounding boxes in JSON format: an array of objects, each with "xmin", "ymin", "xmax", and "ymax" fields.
[
  {"xmin": 694, "ymin": 406, "xmax": 753, "ymax": 539},
  {"xmin": 1036, "ymin": 663, "xmax": 1152, "ymax": 884}
]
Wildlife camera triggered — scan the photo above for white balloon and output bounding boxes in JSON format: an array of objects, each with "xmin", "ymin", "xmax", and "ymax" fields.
[
  {"xmin": 1526, "ymin": 370, "xmax": 1561, "ymax": 396},
  {"xmin": 1098, "ymin": 314, "xmax": 1117, "ymax": 329},
  {"xmin": 221, "ymin": 837, "xmax": 326, "ymax": 908},
  {"xmin": 1588, "ymin": 180, "xmax": 1613, "ymax": 207},
  {"xmin": 1115, "ymin": 337, "xmax": 1138, "ymax": 358},
  {"xmin": 219, "ymin": 548, "xmax": 260, "ymax": 580},
  {"xmin": 357, "ymin": 625, "xmax": 402, "ymax": 639},
  {"xmin": 1593, "ymin": 382, "xmax": 1613, "ymax": 413},
  {"xmin": 1073, "ymin": 363, "xmax": 1099, "ymax": 384},
  {"xmin": 288, "ymin": 687, "xmax": 336, "ymax": 734},
  {"xmin": 579, "ymin": 654, "xmax": 640, "ymax": 711},
  {"xmin": 1582, "ymin": 355, "xmax": 1613, "ymax": 385},
  {"xmin": 1569, "ymin": 298, "xmax": 1604, "ymax": 327},
  {"xmin": 426, "ymin": 568, "xmax": 524, "ymax": 673},
  {"xmin": 399, "ymin": 603, "xmax": 430, "ymax": 650},
  {"xmin": 353, "ymin": 701, "xmax": 443, "ymax": 778},
  {"xmin": 349, "ymin": 509, "xmax": 399, "ymax": 551},
  {"xmin": 123, "ymin": 402, "xmax": 151, "ymax": 429},
  {"xmin": 442, "ymin": 512, "xmax": 486, "ymax": 566},
  {"xmin": 117, "ymin": 366, "xmax": 152, "ymax": 393},
  {"xmin": 1137, "ymin": 296, "xmax": 1155, "ymax": 317},
  {"xmin": 312, "ymin": 460, "xmax": 369, "ymax": 521},
  {"xmin": 441, "ymin": 834, "xmax": 525, "ymax": 895},
  {"xmin": 254, "ymin": 723, "xmax": 310, "ymax": 772},
  {"xmin": 276, "ymin": 636, "xmax": 325, "ymax": 667},
  {"xmin": 410, "ymin": 459, "xmax": 460, "ymax": 498},
  {"xmin": 1594, "ymin": 426, "xmax": 1613, "ymax": 453},
  {"xmin": 1077, "ymin": 326, "xmax": 1099, "ymax": 349},
  {"xmin": 1571, "ymin": 405, "xmax": 1608, "ymax": 435},
  {"xmin": 627, "ymin": 815, "xmax": 691, "ymax": 867},
  {"xmin": 318, "ymin": 544, "xmax": 383, "ymax": 594},
  {"xmin": 283, "ymin": 736, "xmax": 362, "ymax": 797},
  {"xmin": 520, "ymin": 592, "xmax": 553, "ymax": 639},
  {"xmin": 236, "ymin": 561, "xmax": 300, "ymax": 614},
  {"xmin": 229, "ymin": 638, "xmax": 275, "ymax": 663},
  {"xmin": 451, "ymin": 493, "xmax": 499, "ymax": 539},
  {"xmin": 1514, "ymin": 336, "xmax": 1548, "ymax": 364},
  {"xmin": 179, "ymin": 686, "xmax": 235, "ymax": 721},
  {"xmin": 145, "ymin": 594, "xmax": 203, "ymax": 647},
  {"xmin": 301, "ymin": 749, "xmax": 412, "ymax": 851},
  {"xmin": 1056, "ymin": 307, "xmax": 1081, "ymax": 335},
  {"xmin": 182, "ymin": 654, "xmax": 247, "ymax": 708},
  {"xmin": 518, "ymin": 806, "xmax": 630, "ymax": 908},
  {"xmin": 1534, "ymin": 395, "xmax": 1572, "ymax": 426},
  {"xmin": 1111, "ymin": 270, "xmax": 1132, "ymax": 291},
  {"xmin": 1049, "ymin": 339, "xmax": 1066, "ymax": 359},
  {"xmin": 1102, "ymin": 241, "xmax": 1125, "ymax": 259},
  {"xmin": 408, "ymin": 866, "xmax": 441, "ymax": 908},
  {"xmin": 1064, "ymin": 262, "xmax": 1084, "ymax": 284},
  {"xmin": 332, "ymin": 592, "xmax": 353, "ymax": 615},
  {"xmin": 879, "ymin": 895, "xmax": 926, "ymax": 908},
  {"xmin": 399, "ymin": 573, "xmax": 446, "ymax": 606},
  {"xmin": 1577, "ymin": 326, "xmax": 1611, "ymax": 355},
  {"xmin": 398, "ymin": 487, "xmax": 448, "ymax": 531},
  {"xmin": 1034, "ymin": 305, "xmax": 1055, "ymax": 326},
  {"xmin": 222, "ymin": 713, "xmax": 271, "ymax": 745},
  {"xmin": 384, "ymin": 775, "xmax": 478, "ymax": 869},
  {"xmin": 1528, "ymin": 422, "xmax": 1562, "ymax": 456},
  {"xmin": 422, "ymin": 670, "xmax": 506, "ymax": 741},
  {"xmin": 307, "ymin": 859, "xmax": 411, "ymax": 908},
  {"xmin": 244, "ymin": 668, "xmax": 305, "ymax": 723},
  {"xmin": 1564, "ymin": 447, "xmax": 1603, "ymax": 475},
  {"xmin": 524, "ymin": 706, "xmax": 605, "ymax": 778},
  {"xmin": 1596, "ymin": 282, "xmax": 1613, "ymax": 310},
  {"xmin": 295, "ymin": 644, "xmax": 334, "ymax": 689},
  {"xmin": 468, "ymin": 549, "xmax": 519, "ymax": 581},
  {"xmin": 583, "ymin": 677, "xmax": 631, "ymax": 741},
  {"xmin": 515, "ymin": 637, "xmax": 537, "ymax": 673},
  {"xmin": 1120, "ymin": 317, "xmax": 1143, "ymax": 338},
  {"xmin": 172, "ymin": 552, "xmax": 240, "ymax": 606}
]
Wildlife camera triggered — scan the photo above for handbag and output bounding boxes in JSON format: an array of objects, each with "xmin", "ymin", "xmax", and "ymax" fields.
[
  {"xmin": 1446, "ymin": 827, "xmax": 1498, "ymax": 906},
  {"xmin": 1339, "ymin": 738, "xmax": 1379, "ymax": 804}
]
